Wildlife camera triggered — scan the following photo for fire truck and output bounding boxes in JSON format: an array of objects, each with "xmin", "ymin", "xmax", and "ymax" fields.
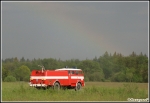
[{"xmin": 29, "ymin": 65, "xmax": 85, "ymax": 91}]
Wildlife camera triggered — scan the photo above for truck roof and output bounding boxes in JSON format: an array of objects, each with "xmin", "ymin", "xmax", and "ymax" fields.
[{"xmin": 55, "ymin": 68, "xmax": 82, "ymax": 71}]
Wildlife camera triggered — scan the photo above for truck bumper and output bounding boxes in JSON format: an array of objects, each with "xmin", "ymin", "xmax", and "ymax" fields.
[{"xmin": 29, "ymin": 82, "xmax": 47, "ymax": 87}]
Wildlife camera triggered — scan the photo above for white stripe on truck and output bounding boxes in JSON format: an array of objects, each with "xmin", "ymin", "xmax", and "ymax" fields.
[
  {"xmin": 71, "ymin": 76, "xmax": 84, "ymax": 80},
  {"xmin": 30, "ymin": 76, "xmax": 68, "ymax": 79},
  {"xmin": 30, "ymin": 76, "xmax": 84, "ymax": 80}
]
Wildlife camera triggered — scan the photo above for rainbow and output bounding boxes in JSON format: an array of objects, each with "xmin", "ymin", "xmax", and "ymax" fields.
[{"xmin": 20, "ymin": 2, "xmax": 118, "ymax": 55}]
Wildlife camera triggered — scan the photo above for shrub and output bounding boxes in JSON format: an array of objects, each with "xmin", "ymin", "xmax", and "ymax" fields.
[
  {"xmin": 23, "ymin": 76, "xmax": 30, "ymax": 82},
  {"xmin": 4, "ymin": 75, "xmax": 16, "ymax": 82}
]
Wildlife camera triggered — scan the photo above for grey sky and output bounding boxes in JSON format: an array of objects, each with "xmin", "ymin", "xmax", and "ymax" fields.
[{"xmin": 2, "ymin": 1, "xmax": 149, "ymax": 60}]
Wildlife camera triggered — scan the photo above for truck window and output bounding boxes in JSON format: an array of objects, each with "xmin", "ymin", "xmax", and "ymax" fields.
[
  {"xmin": 76, "ymin": 71, "xmax": 78, "ymax": 75},
  {"xmin": 72, "ymin": 71, "xmax": 74, "ymax": 74},
  {"xmin": 68, "ymin": 70, "xmax": 71, "ymax": 74},
  {"xmin": 80, "ymin": 71, "xmax": 83, "ymax": 74}
]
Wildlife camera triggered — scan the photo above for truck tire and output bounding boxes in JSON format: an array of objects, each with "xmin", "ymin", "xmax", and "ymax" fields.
[
  {"xmin": 75, "ymin": 83, "xmax": 81, "ymax": 91},
  {"xmin": 53, "ymin": 82, "xmax": 60, "ymax": 90}
]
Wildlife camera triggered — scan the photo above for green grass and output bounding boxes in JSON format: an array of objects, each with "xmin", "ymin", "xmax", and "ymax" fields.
[{"xmin": 2, "ymin": 82, "xmax": 148, "ymax": 101}]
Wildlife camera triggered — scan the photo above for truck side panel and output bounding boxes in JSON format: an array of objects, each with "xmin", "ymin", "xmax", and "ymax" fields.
[{"xmin": 46, "ymin": 70, "xmax": 69, "ymax": 86}]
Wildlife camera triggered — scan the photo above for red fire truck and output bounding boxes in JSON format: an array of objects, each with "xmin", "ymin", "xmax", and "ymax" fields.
[{"xmin": 29, "ymin": 65, "xmax": 85, "ymax": 91}]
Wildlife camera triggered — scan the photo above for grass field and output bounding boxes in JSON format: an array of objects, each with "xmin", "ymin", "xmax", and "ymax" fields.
[{"xmin": 2, "ymin": 82, "xmax": 149, "ymax": 101}]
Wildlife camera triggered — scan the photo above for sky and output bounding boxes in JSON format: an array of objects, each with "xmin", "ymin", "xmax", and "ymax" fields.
[{"xmin": 1, "ymin": 1, "xmax": 149, "ymax": 61}]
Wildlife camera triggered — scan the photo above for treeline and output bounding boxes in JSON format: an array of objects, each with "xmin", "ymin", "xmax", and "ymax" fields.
[{"xmin": 2, "ymin": 51, "xmax": 148, "ymax": 83}]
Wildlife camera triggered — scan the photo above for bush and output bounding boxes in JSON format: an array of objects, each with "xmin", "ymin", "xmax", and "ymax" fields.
[
  {"xmin": 23, "ymin": 75, "xmax": 30, "ymax": 82},
  {"xmin": 4, "ymin": 75, "xmax": 16, "ymax": 82}
]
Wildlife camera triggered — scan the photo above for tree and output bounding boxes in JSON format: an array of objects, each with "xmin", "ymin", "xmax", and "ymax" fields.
[
  {"xmin": 98, "ymin": 56, "xmax": 113, "ymax": 79},
  {"xmin": 2, "ymin": 66, "xmax": 9, "ymax": 81},
  {"xmin": 2, "ymin": 62, "xmax": 16, "ymax": 77},
  {"xmin": 14, "ymin": 65, "xmax": 31, "ymax": 81},
  {"xmin": 130, "ymin": 51, "xmax": 137, "ymax": 57},
  {"xmin": 13, "ymin": 57, "xmax": 19, "ymax": 62},
  {"xmin": 2, "ymin": 50, "xmax": 148, "ymax": 83},
  {"xmin": 78, "ymin": 60, "xmax": 104, "ymax": 81},
  {"xmin": 103, "ymin": 51, "xmax": 109, "ymax": 58},
  {"xmin": 125, "ymin": 67, "xmax": 134, "ymax": 82},
  {"xmin": 111, "ymin": 72, "xmax": 126, "ymax": 82},
  {"xmin": 20, "ymin": 57, "xmax": 25, "ymax": 62}
]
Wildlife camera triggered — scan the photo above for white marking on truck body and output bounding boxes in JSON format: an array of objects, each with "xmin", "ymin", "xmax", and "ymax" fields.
[
  {"xmin": 29, "ymin": 83, "xmax": 47, "ymax": 87},
  {"xmin": 30, "ymin": 76, "xmax": 84, "ymax": 80},
  {"xmin": 30, "ymin": 76, "xmax": 68, "ymax": 79},
  {"xmin": 55, "ymin": 68, "xmax": 82, "ymax": 71},
  {"xmin": 71, "ymin": 76, "xmax": 84, "ymax": 80}
]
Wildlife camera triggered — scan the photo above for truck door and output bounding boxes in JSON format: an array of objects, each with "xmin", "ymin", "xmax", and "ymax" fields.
[
  {"xmin": 68, "ymin": 70, "xmax": 71, "ymax": 85},
  {"xmin": 70, "ymin": 70, "xmax": 77, "ymax": 86}
]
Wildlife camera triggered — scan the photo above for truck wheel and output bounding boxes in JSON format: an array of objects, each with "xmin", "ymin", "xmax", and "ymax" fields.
[
  {"xmin": 75, "ymin": 83, "xmax": 81, "ymax": 91},
  {"xmin": 53, "ymin": 82, "xmax": 60, "ymax": 90}
]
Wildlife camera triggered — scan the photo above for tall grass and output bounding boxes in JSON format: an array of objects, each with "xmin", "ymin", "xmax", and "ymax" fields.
[{"xmin": 2, "ymin": 82, "xmax": 148, "ymax": 101}]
